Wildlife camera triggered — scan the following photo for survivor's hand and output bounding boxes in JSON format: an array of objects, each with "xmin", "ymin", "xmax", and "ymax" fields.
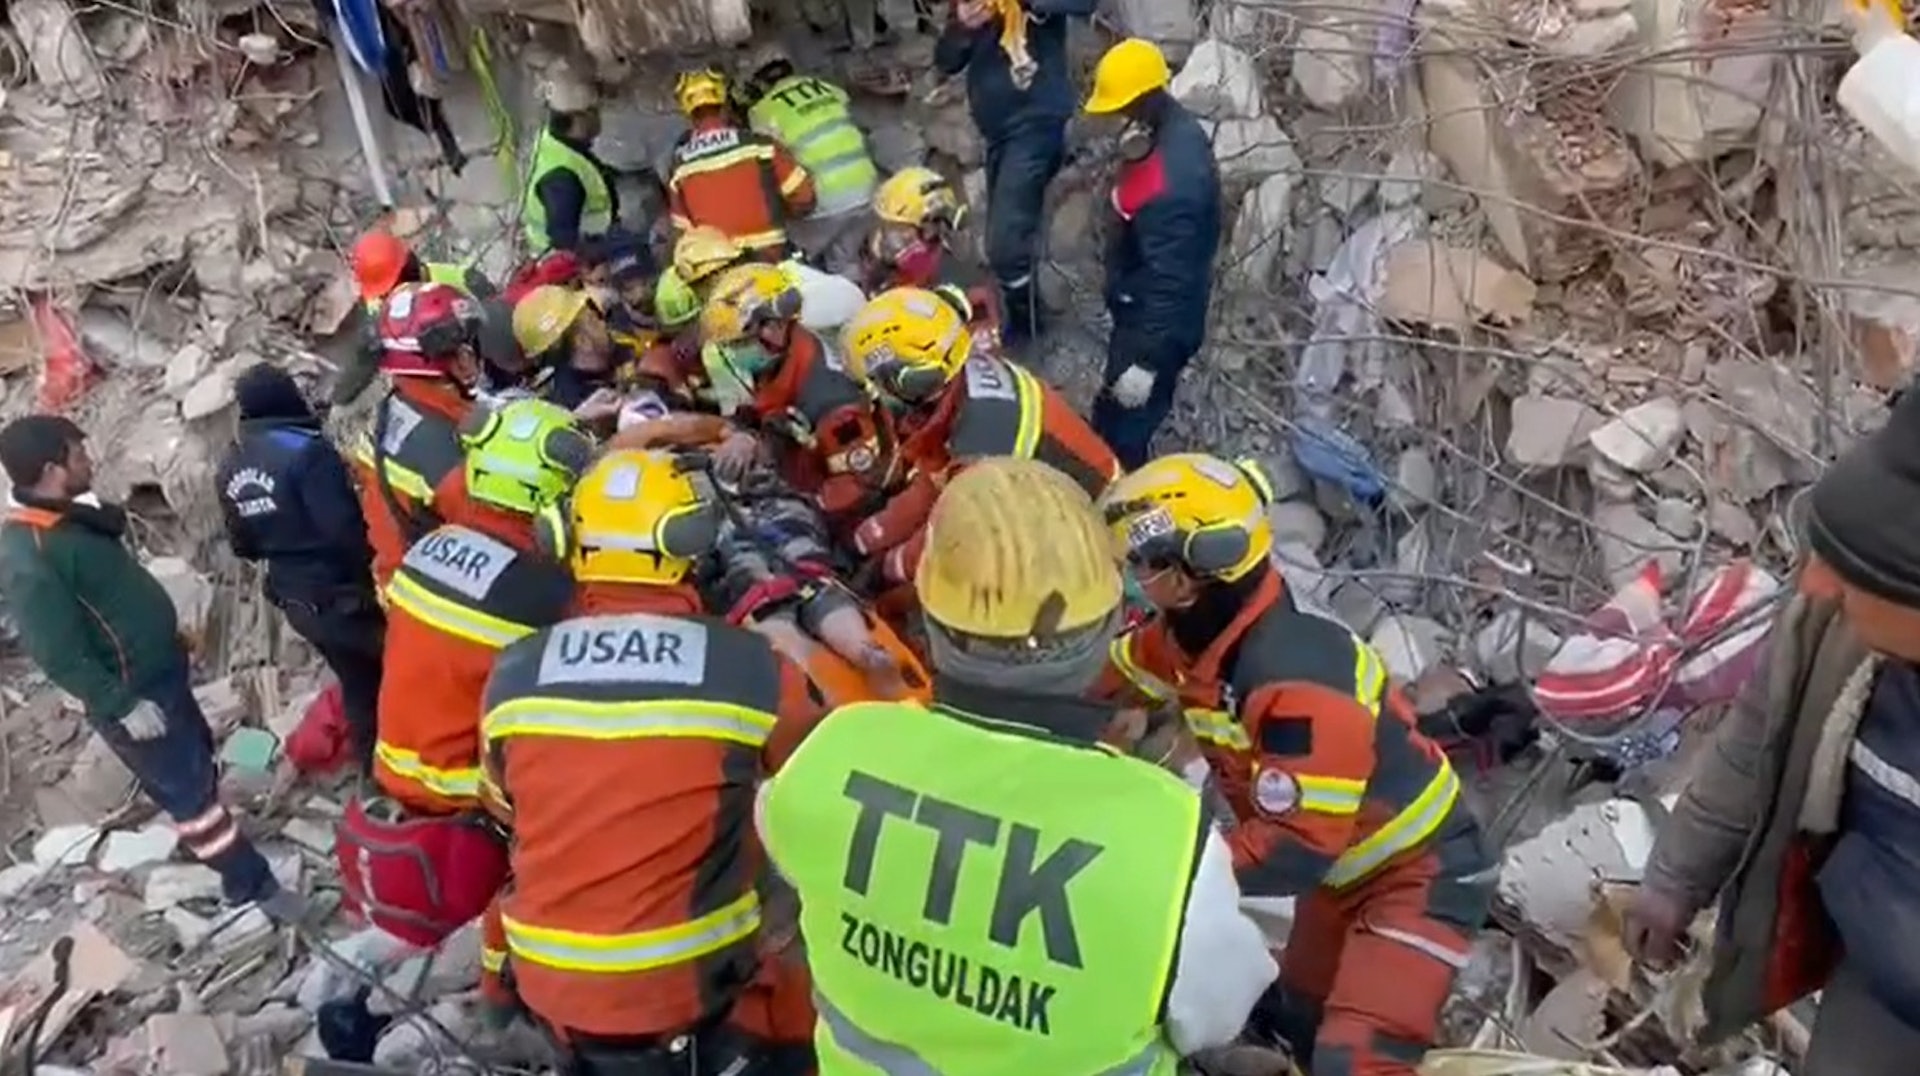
[
  {"xmin": 954, "ymin": 0, "xmax": 995, "ymax": 28},
  {"xmin": 1622, "ymin": 883, "xmax": 1698, "ymax": 969},
  {"xmin": 713, "ymin": 430, "xmax": 760, "ymax": 482},
  {"xmin": 572, "ymin": 388, "xmax": 623, "ymax": 423}
]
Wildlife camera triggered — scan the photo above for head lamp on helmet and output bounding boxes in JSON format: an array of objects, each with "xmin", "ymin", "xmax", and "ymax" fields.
[
  {"xmin": 1098, "ymin": 453, "xmax": 1278, "ymax": 583},
  {"xmin": 843, "ymin": 287, "xmax": 970, "ymax": 404},
  {"xmin": 458, "ymin": 398, "xmax": 593, "ymax": 516},
  {"xmin": 535, "ymin": 449, "xmax": 724, "ymax": 585}
]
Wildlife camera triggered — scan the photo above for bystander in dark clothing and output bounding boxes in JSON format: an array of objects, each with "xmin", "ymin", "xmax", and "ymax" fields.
[
  {"xmin": 933, "ymin": 0, "xmax": 1095, "ymax": 349},
  {"xmin": 218, "ymin": 365, "xmax": 384, "ymax": 772},
  {"xmin": 0, "ymin": 415, "xmax": 295, "ymax": 916}
]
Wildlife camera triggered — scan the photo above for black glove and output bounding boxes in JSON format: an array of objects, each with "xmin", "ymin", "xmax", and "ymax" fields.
[{"xmin": 1418, "ymin": 680, "xmax": 1541, "ymax": 765}]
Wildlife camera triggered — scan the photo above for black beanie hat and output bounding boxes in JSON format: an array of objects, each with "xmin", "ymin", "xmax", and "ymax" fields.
[
  {"xmin": 1808, "ymin": 388, "xmax": 1920, "ymax": 606},
  {"xmin": 0, "ymin": 414, "xmax": 84, "ymax": 488},
  {"xmin": 234, "ymin": 362, "xmax": 313, "ymax": 421}
]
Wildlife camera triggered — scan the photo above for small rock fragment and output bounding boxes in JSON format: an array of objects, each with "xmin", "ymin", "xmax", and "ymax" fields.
[
  {"xmin": 1708, "ymin": 500, "xmax": 1759, "ymax": 547},
  {"xmin": 33, "ymin": 824, "xmax": 99, "ymax": 868},
  {"xmin": 1266, "ymin": 502, "xmax": 1328, "ymax": 553},
  {"xmin": 1391, "ymin": 448, "xmax": 1438, "ymax": 510},
  {"xmin": 1654, "ymin": 497, "xmax": 1699, "ymax": 539},
  {"xmin": 1370, "ymin": 616, "xmax": 1452, "ymax": 682},
  {"xmin": 180, "ymin": 362, "xmax": 237, "ymax": 420},
  {"xmin": 145, "ymin": 864, "xmax": 225, "ymax": 911},
  {"xmin": 97, "ymin": 823, "xmax": 179, "ymax": 872},
  {"xmin": 1472, "ymin": 608, "xmax": 1564, "ymax": 684},
  {"xmin": 145, "ymin": 1012, "xmax": 231, "ymax": 1075},
  {"xmin": 1588, "ymin": 397, "xmax": 1685, "ymax": 472},
  {"xmin": 1506, "ymin": 396, "xmax": 1600, "ymax": 468},
  {"xmin": 1594, "ymin": 503, "xmax": 1687, "ymax": 586},
  {"xmin": 1169, "ymin": 38, "xmax": 1264, "ymax": 119}
]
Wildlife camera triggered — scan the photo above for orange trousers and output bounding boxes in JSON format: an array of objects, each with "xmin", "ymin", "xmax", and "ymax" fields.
[{"xmin": 1258, "ymin": 831, "xmax": 1493, "ymax": 1076}]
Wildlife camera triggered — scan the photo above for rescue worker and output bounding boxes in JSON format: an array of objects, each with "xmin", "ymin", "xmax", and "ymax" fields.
[
  {"xmin": 934, "ymin": 0, "xmax": 1096, "ymax": 350},
  {"xmin": 757, "ymin": 457, "xmax": 1277, "ymax": 1074},
  {"xmin": 697, "ymin": 264, "xmax": 889, "ymax": 524},
  {"xmin": 335, "ymin": 232, "xmax": 497, "ymax": 408},
  {"xmin": 509, "ymin": 284, "xmax": 633, "ymax": 420},
  {"xmin": 373, "ymin": 395, "xmax": 586, "ymax": 817},
  {"xmin": 476, "ymin": 448, "xmax": 824, "ymax": 1071},
  {"xmin": 1096, "ymin": 453, "xmax": 1494, "ymax": 1076},
  {"xmin": 218, "ymin": 363, "xmax": 383, "ymax": 773},
  {"xmin": 0, "ymin": 416, "xmax": 300, "ymax": 919},
  {"xmin": 737, "ymin": 43, "xmax": 881, "ymax": 273},
  {"xmin": 860, "ymin": 166, "xmax": 999, "ymax": 332},
  {"xmin": 1623, "ymin": 390, "xmax": 1920, "ymax": 1073},
  {"xmin": 667, "ymin": 67, "xmax": 816, "ymax": 262},
  {"xmin": 524, "ymin": 86, "xmax": 619, "ymax": 254},
  {"xmin": 351, "ymin": 282, "xmax": 487, "ymax": 588},
  {"xmin": 838, "ymin": 286, "xmax": 1119, "ymax": 589},
  {"xmin": 1082, "ymin": 39, "xmax": 1222, "ymax": 470}
]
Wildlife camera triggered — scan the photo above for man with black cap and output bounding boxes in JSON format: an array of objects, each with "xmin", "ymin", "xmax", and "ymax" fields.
[
  {"xmin": 1624, "ymin": 390, "xmax": 1920, "ymax": 1074},
  {"xmin": 217, "ymin": 362, "xmax": 384, "ymax": 773},
  {"xmin": 0, "ymin": 413, "xmax": 299, "ymax": 919}
]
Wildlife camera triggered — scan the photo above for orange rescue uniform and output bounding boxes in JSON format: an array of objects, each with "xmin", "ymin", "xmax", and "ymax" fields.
[
  {"xmin": 1097, "ymin": 568, "xmax": 1494, "ymax": 1076},
  {"xmin": 476, "ymin": 584, "xmax": 822, "ymax": 1045},
  {"xmin": 350, "ymin": 378, "xmax": 474, "ymax": 588},
  {"xmin": 668, "ymin": 117, "xmax": 816, "ymax": 258},
  {"xmin": 853, "ymin": 353, "xmax": 1120, "ymax": 584},
  {"xmin": 741, "ymin": 327, "xmax": 892, "ymax": 528},
  {"xmin": 374, "ymin": 522, "xmax": 573, "ymax": 815}
]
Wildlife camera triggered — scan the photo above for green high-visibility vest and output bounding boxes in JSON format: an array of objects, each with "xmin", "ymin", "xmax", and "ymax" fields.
[
  {"xmin": 759, "ymin": 699, "xmax": 1197, "ymax": 1076},
  {"xmin": 363, "ymin": 262, "xmax": 475, "ymax": 314},
  {"xmin": 748, "ymin": 76, "xmax": 879, "ymax": 217},
  {"xmin": 522, "ymin": 127, "xmax": 613, "ymax": 251}
]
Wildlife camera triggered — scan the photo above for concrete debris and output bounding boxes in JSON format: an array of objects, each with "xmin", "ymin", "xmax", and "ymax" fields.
[
  {"xmin": 1223, "ymin": 176, "xmax": 1293, "ymax": 292},
  {"xmin": 1169, "ymin": 38, "xmax": 1263, "ymax": 120},
  {"xmin": 1588, "ymin": 398, "xmax": 1686, "ymax": 473},
  {"xmin": 31, "ymin": 826, "xmax": 98, "ymax": 869},
  {"xmin": 1266, "ymin": 501, "xmax": 1328, "ymax": 553},
  {"xmin": 1472, "ymin": 609, "xmax": 1564, "ymax": 685},
  {"xmin": 1379, "ymin": 241, "xmax": 1537, "ymax": 330},
  {"xmin": 8, "ymin": 0, "xmax": 105, "ymax": 102},
  {"xmin": 1109, "ymin": 0, "xmax": 1201, "ymax": 62},
  {"xmin": 1207, "ymin": 116, "xmax": 1302, "ymax": 186},
  {"xmin": 143, "ymin": 1012, "xmax": 230, "ymax": 1075},
  {"xmin": 95, "ymin": 824, "xmax": 178, "ymax": 872},
  {"xmin": 1292, "ymin": 21, "xmax": 1369, "ymax": 111},
  {"xmin": 1370, "ymin": 615, "xmax": 1452, "ymax": 682},
  {"xmin": 1506, "ymin": 396, "xmax": 1601, "ymax": 468}
]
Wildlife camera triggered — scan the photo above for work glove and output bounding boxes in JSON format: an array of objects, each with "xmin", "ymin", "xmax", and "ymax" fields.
[
  {"xmin": 570, "ymin": 388, "xmax": 623, "ymax": 425},
  {"xmin": 713, "ymin": 430, "xmax": 761, "ymax": 483},
  {"xmin": 1109, "ymin": 364, "xmax": 1155, "ymax": 409},
  {"xmin": 118, "ymin": 699, "xmax": 166, "ymax": 742}
]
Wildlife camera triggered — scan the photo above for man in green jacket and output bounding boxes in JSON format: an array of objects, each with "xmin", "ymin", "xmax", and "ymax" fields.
[
  {"xmin": 0, "ymin": 415, "xmax": 298, "ymax": 918},
  {"xmin": 1624, "ymin": 389, "xmax": 1920, "ymax": 1073}
]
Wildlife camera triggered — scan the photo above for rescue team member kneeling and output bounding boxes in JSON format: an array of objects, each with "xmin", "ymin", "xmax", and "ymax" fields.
[
  {"xmin": 1097, "ymin": 453, "xmax": 1495, "ymax": 1076},
  {"xmin": 337, "ymin": 400, "xmax": 586, "ymax": 953},
  {"xmin": 840, "ymin": 287, "xmax": 1119, "ymax": 587},
  {"xmin": 759, "ymin": 457, "xmax": 1275, "ymax": 1075},
  {"xmin": 218, "ymin": 363, "xmax": 384, "ymax": 774},
  {"xmin": 476, "ymin": 448, "xmax": 824, "ymax": 1074},
  {"xmin": 351, "ymin": 282, "xmax": 488, "ymax": 587}
]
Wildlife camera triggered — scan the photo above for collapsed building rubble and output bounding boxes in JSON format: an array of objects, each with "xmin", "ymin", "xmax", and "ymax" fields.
[{"xmin": 0, "ymin": 0, "xmax": 1912, "ymax": 1065}]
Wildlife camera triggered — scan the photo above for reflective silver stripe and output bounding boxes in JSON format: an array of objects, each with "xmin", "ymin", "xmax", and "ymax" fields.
[
  {"xmin": 484, "ymin": 702, "xmax": 775, "ymax": 747},
  {"xmin": 1322, "ymin": 763, "xmax": 1461, "ymax": 888},
  {"xmin": 385, "ymin": 573, "xmax": 528, "ymax": 649},
  {"xmin": 814, "ymin": 990, "xmax": 1167, "ymax": 1076},
  {"xmin": 1851, "ymin": 740, "xmax": 1920, "ymax": 809},
  {"xmin": 789, "ymin": 118, "xmax": 859, "ymax": 154},
  {"xmin": 504, "ymin": 892, "xmax": 761, "ymax": 973}
]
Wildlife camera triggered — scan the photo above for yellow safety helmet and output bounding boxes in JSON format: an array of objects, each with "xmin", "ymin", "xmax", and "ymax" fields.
[
  {"xmin": 917, "ymin": 457, "xmax": 1123, "ymax": 641},
  {"xmin": 458, "ymin": 398, "xmax": 594, "ymax": 516},
  {"xmin": 535, "ymin": 449, "xmax": 725, "ymax": 585},
  {"xmin": 842, "ymin": 287, "xmax": 971, "ymax": 403},
  {"xmin": 1083, "ymin": 38, "xmax": 1171, "ymax": 115},
  {"xmin": 673, "ymin": 226, "xmax": 746, "ymax": 286},
  {"xmin": 675, "ymin": 67, "xmax": 730, "ymax": 115},
  {"xmin": 512, "ymin": 285, "xmax": 591, "ymax": 358},
  {"xmin": 872, "ymin": 167, "xmax": 965, "ymax": 231},
  {"xmin": 699, "ymin": 263, "xmax": 802, "ymax": 346},
  {"xmin": 1098, "ymin": 453, "xmax": 1278, "ymax": 582}
]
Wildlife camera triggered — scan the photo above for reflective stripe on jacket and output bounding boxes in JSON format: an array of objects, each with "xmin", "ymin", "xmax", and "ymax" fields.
[
  {"xmin": 668, "ymin": 120, "xmax": 814, "ymax": 253},
  {"xmin": 748, "ymin": 75, "xmax": 879, "ymax": 218},
  {"xmin": 374, "ymin": 523, "xmax": 572, "ymax": 814},
  {"xmin": 523, "ymin": 128, "xmax": 614, "ymax": 252},
  {"xmin": 348, "ymin": 383, "xmax": 471, "ymax": 588},
  {"xmin": 480, "ymin": 610, "xmax": 790, "ymax": 1036},
  {"xmin": 760, "ymin": 696, "xmax": 1195, "ymax": 1076}
]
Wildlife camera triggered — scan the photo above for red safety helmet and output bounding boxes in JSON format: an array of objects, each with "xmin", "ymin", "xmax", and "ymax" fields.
[
  {"xmin": 376, "ymin": 282, "xmax": 483, "ymax": 377},
  {"xmin": 353, "ymin": 232, "xmax": 414, "ymax": 301}
]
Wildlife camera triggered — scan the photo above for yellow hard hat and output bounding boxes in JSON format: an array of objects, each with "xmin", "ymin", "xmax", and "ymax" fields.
[
  {"xmin": 675, "ymin": 67, "xmax": 730, "ymax": 115},
  {"xmin": 699, "ymin": 263, "xmax": 802, "ymax": 346},
  {"xmin": 872, "ymin": 167, "xmax": 965, "ymax": 230},
  {"xmin": 917, "ymin": 457, "xmax": 1123, "ymax": 641},
  {"xmin": 537, "ymin": 449, "xmax": 724, "ymax": 585},
  {"xmin": 1098, "ymin": 453, "xmax": 1278, "ymax": 582},
  {"xmin": 512, "ymin": 285, "xmax": 590, "ymax": 358},
  {"xmin": 673, "ymin": 226, "xmax": 746, "ymax": 286},
  {"xmin": 842, "ymin": 287, "xmax": 971, "ymax": 403},
  {"xmin": 1083, "ymin": 38, "xmax": 1171, "ymax": 115}
]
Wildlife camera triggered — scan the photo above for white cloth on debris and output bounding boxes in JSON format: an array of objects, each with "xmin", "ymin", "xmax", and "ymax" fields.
[{"xmin": 788, "ymin": 260, "xmax": 867, "ymax": 332}]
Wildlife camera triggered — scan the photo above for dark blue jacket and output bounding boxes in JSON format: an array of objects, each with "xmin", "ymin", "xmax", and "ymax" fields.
[
  {"xmin": 217, "ymin": 417, "xmax": 374, "ymax": 597},
  {"xmin": 1821, "ymin": 659, "xmax": 1920, "ymax": 1029},
  {"xmin": 1105, "ymin": 97, "xmax": 1222, "ymax": 375},
  {"xmin": 933, "ymin": 0, "xmax": 1095, "ymax": 142}
]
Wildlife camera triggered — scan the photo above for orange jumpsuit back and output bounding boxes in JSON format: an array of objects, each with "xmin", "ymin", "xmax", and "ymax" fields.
[
  {"xmin": 668, "ymin": 117, "xmax": 816, "ymax": 258},
  {"xmin": 375, "ymin": 522, "xmax": 573, "ymax": 815},
  {"xmin": 476, "ymin": 585, "xmax": 822, "ymax": 1044},
  {"xmin": 350, "ymin": 378, "xmax": 473, "ymax": 587},
  {"xmin": 745, "ymin": 327, "xmax": 892, "ymax": 528},
  {"xmin": 853, "ymin": 353, "xmax": 1120, "ymax": 584},
  {"xmin": 1096, "ymin": 568, "xmax": 1493, "ymax": 1076}
]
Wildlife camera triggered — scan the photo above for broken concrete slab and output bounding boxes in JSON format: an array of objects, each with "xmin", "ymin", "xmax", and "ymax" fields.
[
  {"xmin": 1170, "ymin": 38, "xmax": 1264, "ymax": 120},
  {"xmin": 1588, "ymin": 396, "xmax": 1685, "ymax": 473},
  {"xmin": 144, "ymin": 1012, "xmax": 231, "ymax": 1075},
  {"xmin": 1380, "ymin": 241, "xmax": 1537, "ymax": 330},
  {"xmin": 96, "ymin": 823, "xmax": 179, "ymax": 873},
  {"xmin": 31, "ymin": 825, "xmax": 98, "ymax": 869},
  {"xmin": 1472, "ymin": 608, "xmax": 1564, "ymax": 684},
  {"xmin": 1222, "ymin": 172, "xmax": 1294, "ymax": 292},
  {"xmin": 1208, "ymin": 116, "xmax": 1302, "ymax": 185},
  {"xmin": 1370, "ymin": 615, "xmax": 1452, "ymax": 682},
  {"xmin": 1292, "ymin": 21, "xmax": 1368, "ymax": 110},
  {"xmin": 146, "ymin": 557, "xmax": 215, "ymax": 649},
  {"xmin": 0, "ymin": 921, "xmax": 139, "ymax": 1063},
  {"xmin": 144, "ymin": 864, "xmax": 225, "ymax": 911},
  {"xmin": 1505, "ymin": 396, "xmax": 1601, "ymax": 468}
]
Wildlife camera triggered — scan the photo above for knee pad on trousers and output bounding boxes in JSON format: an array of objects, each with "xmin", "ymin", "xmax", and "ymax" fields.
[{"xmin": 335, "ymin": 795, "xmax": 509, "ymax": 948}]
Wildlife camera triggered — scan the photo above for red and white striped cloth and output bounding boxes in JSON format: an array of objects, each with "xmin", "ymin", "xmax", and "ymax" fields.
[{"xmin": 1534, "ymin": 560, "xmax": 1781, "ymax": 729}]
